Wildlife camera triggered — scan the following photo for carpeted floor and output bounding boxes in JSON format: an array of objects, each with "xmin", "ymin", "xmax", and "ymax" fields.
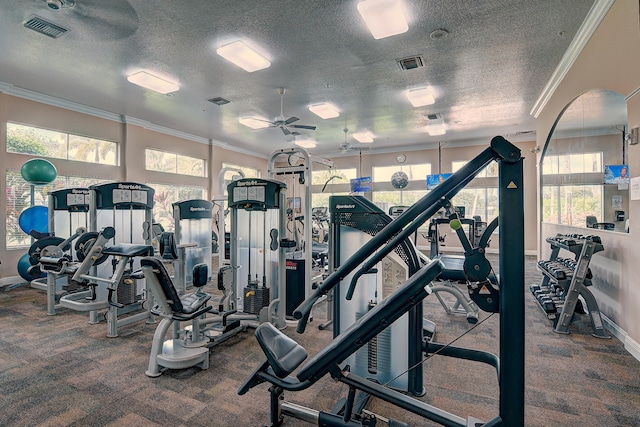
[{"xmin": 1, "ymin": 255, "xmax": 639, "ymax": 427}]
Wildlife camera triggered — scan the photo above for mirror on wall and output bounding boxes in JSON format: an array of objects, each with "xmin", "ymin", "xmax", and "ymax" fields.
[{"xmin": 541, "ymin": 89, "xmax": 629, "ymax": 232}]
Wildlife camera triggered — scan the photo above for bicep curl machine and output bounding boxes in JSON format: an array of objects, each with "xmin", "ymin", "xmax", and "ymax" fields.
[{"xmin": 239, "ymin": 136, "xmax": 525, "ymax": 427}]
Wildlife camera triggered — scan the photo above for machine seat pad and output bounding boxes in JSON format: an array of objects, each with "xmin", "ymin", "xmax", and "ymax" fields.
[
  {"xmin": 179, "ymin": 292, "xmax": 212, "ymax": 314},
  {"xmin": 103, "ymin": 243, "xmax": 154, "ymax": 258},
  {"xmin": 296, "ymin": 258, "xmax": 444, "ymax": 383},
  {"xmin": 255, "ymin": 322, "xmax": 308, "ymax": 378},
  {"xmin": 140, "ymin": 257, "xmax": 183, "ymax": 313}
]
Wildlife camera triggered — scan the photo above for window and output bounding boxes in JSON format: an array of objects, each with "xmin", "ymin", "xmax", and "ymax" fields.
[
  {"xmin": 542, "ymin": 185, "xmax": 602, "ymax": 227},
  {"xmin": 312, "ymin": 168, "xmax": 357, "ymax": 186},
  {"xmin": 451, "ymin": 161, "xmax": 498, "ymax": 177},
  {"xmin": 312, "ymin": 192, "xmax": 350, "ymax": 211},
  {"xmin": 5, "ymin": 170, "xmax": 107, "ymax": 248},
  {"xmin": 372, "ymin": 164, "xmax": 431, "ymax": 182},
  {"xmin": 7, "ymin": 123, "xmax": 118, "ymax": 165},
  {"xmin": 542, "ymin": 153, "xmax": 602, "ymax": 175},
  {"xmin": 149, "ymin": 183, "xmax": 206, "ymax": 231},
  {"xmin": 372, "ymin": 190, "xmax": 427, "ymax": 215},
  {"xmin": 311, "ymin": 168, "xmax": 357, "ymax": 209},
  {"xmin": 146, "ymin": 149, "xmax": 206, "ymax": 177},
  {"xmin": 451, "ymin": 188, "xmax": 498, "ymax": 222},
  {"xmin": 221, "ymin": 163, "xmax": 260, "ymax": 179}
]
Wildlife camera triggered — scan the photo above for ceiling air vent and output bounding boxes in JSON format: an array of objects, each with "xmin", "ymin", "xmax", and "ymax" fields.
[
  {"xmin": 208, "ymin": 97, "xmax": 231, "ymax": 106},
  {"xmin": 23, "ymin": 15, "xmax": 69, "ymax": 38},
  {"xmin": 396, "ymin": 55, "xmax": 424, "ymax": 71}
]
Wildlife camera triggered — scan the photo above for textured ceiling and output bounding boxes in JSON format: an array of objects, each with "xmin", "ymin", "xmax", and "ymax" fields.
[{"xmin": 0, "ymin": 0, "xmax": 598, "ymax": 157}]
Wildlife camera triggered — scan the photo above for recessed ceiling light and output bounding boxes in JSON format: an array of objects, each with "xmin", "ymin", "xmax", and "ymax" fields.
[
  {"xmin": 309, "ymin": 103, "xmax": 340, "ymax": 119},
  {"xmin": 238, "ymin": 116, "xmax": 270, "ymax": 129},
  {"xmin": 353, "ymin": 131, "xmax": 374, "ymax": 143},
  {"xmin": 294, "ymin": 137, "xmax": 316, "ymax": 149},
  {"xmin": 357, "ymin": 0, "xmax": 408, "ymax": 40},
  {"xmin": 127, "ymin": 71, "xmax": 179, "ymax": 94},
  {"xmin": 405, "ymin": 87, "xmax": 435, "ymax": 107},
  {"xmin": 216, "ymin": 41, "xmax": 271, "ymax": 72},
  {"xmin": 426, "ymin": 123, "xmax": 446, "ymax": 136}
]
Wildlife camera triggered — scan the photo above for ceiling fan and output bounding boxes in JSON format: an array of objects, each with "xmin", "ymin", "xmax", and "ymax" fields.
[
  {"xmin": 260, "ymin": 87, "xmax": 317, "ymax": 136},
  {"xmin": 339, "ymin": 127, "xmax": 369, "ymax": 153}
]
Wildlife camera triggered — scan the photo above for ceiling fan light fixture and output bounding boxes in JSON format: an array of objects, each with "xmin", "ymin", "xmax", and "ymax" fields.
[
  {"xmin": 216, "ymin": 41, "xmax": 271, "ymax": 72},
  {"xmin": 426, "ymin": 123, "xmax": 446, "ymax": 136},
  {"xmin": 127, "ymin": 71, "xmax": 179, "ymax": 94},
  {"xmin": 309, "ymin": 103, "xmax": 340, "ymax": 119},
  {"xmin": 357, "ymin": 0, "xmax": 408, "ymax": 40},
  {"xmin": 353, "ymin": 131, "xmax": 374, "ymax": 143},
  {"xmin": 239, "ymin": 116, "xmax": 270, "ymax": 129},
  {"xmin": 294, "ymin": 138, "xmax": 316, "ymax": 149},
  {"xmin": 405, "ymin": 87, "xmax": 435, "ymax": 107}
]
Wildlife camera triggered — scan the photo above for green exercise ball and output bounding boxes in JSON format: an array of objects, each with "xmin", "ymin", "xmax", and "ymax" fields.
[{"xmin": 20, "ymin": 158, "xmax": 57, "ymax": 185}]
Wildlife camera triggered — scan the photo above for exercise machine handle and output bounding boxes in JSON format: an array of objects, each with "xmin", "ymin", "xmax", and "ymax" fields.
[{"xmin": 449, "ymin": 213, "xmax": 474, "ymax": 254}]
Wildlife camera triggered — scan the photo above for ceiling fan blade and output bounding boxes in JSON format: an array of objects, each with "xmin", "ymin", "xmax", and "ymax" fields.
[
  {"xmin": 280, "ymin": 126, "xmax": 291, "ymax": 136},
  {"xmin": 290, "ymin": 124, "xmax": 316, "ymax": 130},
  {"xmin": 284, "ymin": 116, "xmax": 299, "ymax": 125}
]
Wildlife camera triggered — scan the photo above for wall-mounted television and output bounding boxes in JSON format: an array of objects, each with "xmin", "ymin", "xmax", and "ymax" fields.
[
  {"xmin": 604, "ymin": 164, "xmax": 629, "ymax": 184},
  {"xmin": 350, "ymin": 176, "xmax": 372, "ymax": 193},
  {"xmin": 426, "ymin": 173, "xmax": 452, "ymax": 190}
]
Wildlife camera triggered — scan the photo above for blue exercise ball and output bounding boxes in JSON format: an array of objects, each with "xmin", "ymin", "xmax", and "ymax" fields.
[
  {"xmin": 18, "ymin": 205, "xmax": 49, "ymax": 235},
  {"xmin": 20, "ymin": 158, "xmax": 57, "ymax": 185},
  {"xmin": 17, "ymin": 253, "xmax": 34, "ymax": 281}
]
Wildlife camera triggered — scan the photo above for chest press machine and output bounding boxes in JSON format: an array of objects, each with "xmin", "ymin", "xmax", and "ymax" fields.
[{"xmin": 239, "ymin": 136, "xmax": 525, "ymax": 427}]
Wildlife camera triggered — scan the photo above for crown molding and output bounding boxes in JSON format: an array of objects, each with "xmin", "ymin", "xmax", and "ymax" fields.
[
  {"xmin": 530, "ymin": 0, "xmax": 615, "ymax": 118},
  {"xmin": 0, "ymin": 81, "xmax": 266, "ymax": 158},
  {"xmin": 0, "ymin": 81, "xmax": 122, "ymax": 122}
]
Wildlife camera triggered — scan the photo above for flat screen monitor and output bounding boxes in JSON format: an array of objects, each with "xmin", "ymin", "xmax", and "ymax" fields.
[
  {"xmin": 604, "ymin": 164, "xmax": 629, "ymax": 184},
  {"xmin": 426, "ymin": 173, "xmax": 452, "ymax": 190},
  {"xmin": 350, "ymin": 176, "xmax": 372, "ymax": 193}
]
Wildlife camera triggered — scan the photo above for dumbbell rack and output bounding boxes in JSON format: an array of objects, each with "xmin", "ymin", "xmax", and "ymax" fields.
[{"xmin": 530, "ymin": 233, "xmax": 609, "ymax": 338}]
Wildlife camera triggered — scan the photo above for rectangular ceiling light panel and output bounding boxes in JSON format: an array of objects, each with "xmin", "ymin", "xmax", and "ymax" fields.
[
  {"xmin": 216, "ymin": 41, "xmax": 271, "ymax": 72},
  {"xmin": 353, "ymin": 132, "xmax": 374, "ymax": 143},
  {"xmin": 426, "ymin": 123, "xmax": 446, "ymax": 136},
  {"xmin": 309, "ymin": 103, "xmax": 340, "ymax": 119},
  {"xmin": 405, "ymin": 87, "xmax": 435, "ymax": 107},
  {"xmin": 239, "ymin": 117, "xmax": 270, "ymax": 129},
  {"xmin": 294, "ymin": 138, "xmax": 317, "ymax": 149},
  {"xmin": 357, "ymin": 0, "xmax": 408, "ymax": 40},
  {"xmin": 127, "ymin": 71, "xmax": 179, "ymax": 94}
]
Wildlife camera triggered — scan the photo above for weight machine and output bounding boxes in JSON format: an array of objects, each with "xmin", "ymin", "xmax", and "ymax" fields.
[
  {"xmin": 58, "ymin": 182, "xmax": 156, "ymax": 337},
  {"xmin": 158, "ymin": 199, "xmax": 214, "ymax": 295},
  {"xmin": 227, "ymin": 177, "xmax": 288, "ymax": 329},
  {"xmin": 268, "ymin": 147, "xmax": 333, "ymax": 318},
  {"xmin": 239, "ymin": 136, "xmax": 525, "ymax": 427},
  {"xmin": 25, "ymin": 188, "xmax": 91, "ymax": 315}
]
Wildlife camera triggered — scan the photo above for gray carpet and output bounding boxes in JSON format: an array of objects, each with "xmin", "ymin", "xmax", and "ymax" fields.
[{"xmin": 1, "ymin": 255, "xmax": 639, "ymax": 426}]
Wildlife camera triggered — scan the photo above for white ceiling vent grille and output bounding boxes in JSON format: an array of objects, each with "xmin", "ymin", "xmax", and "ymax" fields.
[
  {"xmin": 23, "ymin": 16, "xmax": 69, "ymax": 38},
  {"xmin": 396, "ymin": 55, "xmax": 424, "ymax": 71}
]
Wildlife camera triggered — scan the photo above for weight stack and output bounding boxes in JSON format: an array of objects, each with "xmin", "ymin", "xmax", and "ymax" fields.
[
  {"xmin": 117, "ymin": 276, "xmax": 138, "ymax": 305},
  {"xmin": 243, "ymin": 286, "xmax": 270, "ymax": 315}
]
